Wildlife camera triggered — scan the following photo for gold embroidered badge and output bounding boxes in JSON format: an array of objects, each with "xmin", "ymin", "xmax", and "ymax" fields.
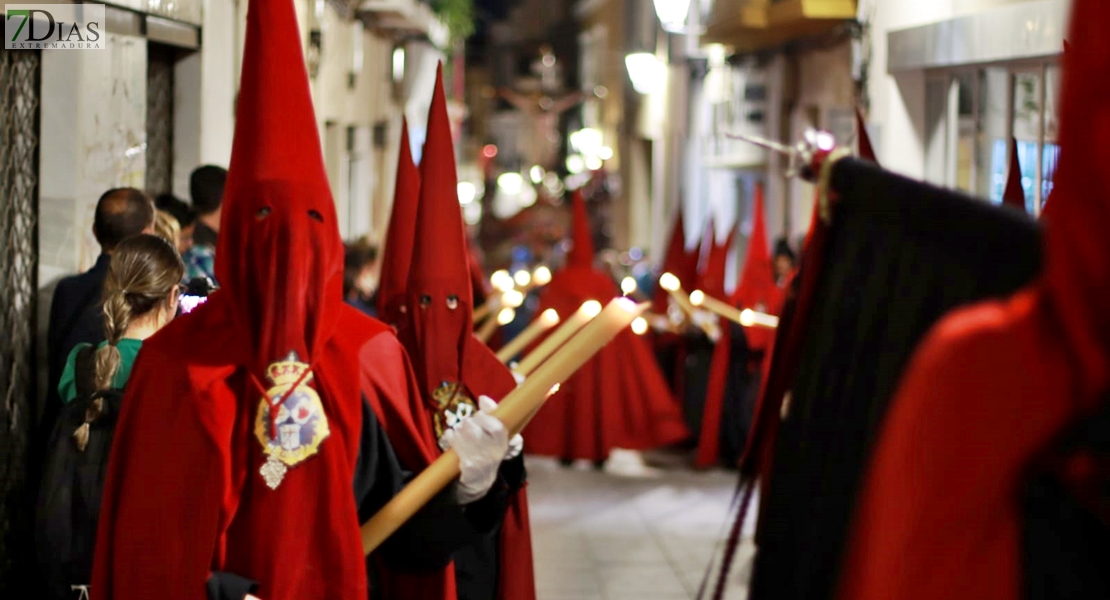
[
  {"xmin": 254, "ymin": 351, "xmax": 330, "ymax": 489},
  {"xmin": 431, "ymin": 381, "xmax": 478, "ymax": 441}
]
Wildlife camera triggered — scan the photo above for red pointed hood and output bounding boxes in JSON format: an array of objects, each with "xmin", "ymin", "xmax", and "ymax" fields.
[
  {"xmin": 698, "ymin": 221, "xmax": 734, "ymax": 299},
  {"xmin": 654, "ymin": 209, "xmax": 691, "ymax": 308},
  {"xmin": 566, "ymin": 189, "xmax": 595, "ymax": 268},
  {"xmin": 734, "ymin": 183, "xmax": 775, "ymax": 310},
  {"xmin": 1002, "ymin": 138, "xmax": 1026, "ymax": 212},
  {"xmin": 399, "ymin": 62, "xmax": 478, "ymax": 397},
  {"xmin": 856, "ymin": 108, "xmax": 878, "ymax": 164},
  {"xmin": 214, "ymin": 0, "xmax": 341, "ymax": 383},
  {"xmin": 1043, "ymin": 0, "xmax": 1110, "ymax": 399},
  {"xmin": 377, "ymin": 118, "xmax": 421, "ymax": 324}
]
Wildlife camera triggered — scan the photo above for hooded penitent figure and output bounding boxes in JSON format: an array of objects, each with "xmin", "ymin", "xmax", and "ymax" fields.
[
  {"xmin": 856, "ymin": 108, "xmax": 878, "ymax": 165},
  {"xmin": 651, "ymin": 210, "xmax": 698, "ymax": 400},
  {"xmin": 395, "ymin": 63, "xmax": 536, "ymax": 600},
  {"xmin": 837, "ymin": 2, "xmax": 1110, "ymax": 597},
  {"xmin": 1002, "ymin": 138, "xmax": 1028, "ymax": 213},
  {"xmin": 694, "ymin": 184, "xmax": 781, "ymax": 468},
  {"xmin": 91, "ymin": 1, "xmax": 511, "ymax": 599},
  {"xmin": 377, "ymin": 117, "xmax": 421, "ymax": 326},
  {"xmin": 523, "ymin": 190, "xmax": 689, "ymax": 462}
]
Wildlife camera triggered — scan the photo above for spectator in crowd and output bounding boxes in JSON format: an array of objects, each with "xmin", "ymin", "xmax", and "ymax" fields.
[
  {"xmin": 182, "ymin": 165, "xmax": 227, "ymax": 283},
  {"xmin": 153, "ymin": 210, "xmax": 180, "ymax": 250},
  {"xmin": 45, "ymin": 188, "xmax": 155, "ymax": 431},
  {"xmin": 37, "ymin": 234, "xmax": 184, "ymax": 600},
  {"xmin": 343, "ymin": 239, "xmax": 379, "ymax": 317},
  {"xmin": 155, "ymin": 193, "xmax": 196, "ymax": 254},
  {"xmin": 773, "ymin": 237, "xmax": 797, "ymax": 287}
]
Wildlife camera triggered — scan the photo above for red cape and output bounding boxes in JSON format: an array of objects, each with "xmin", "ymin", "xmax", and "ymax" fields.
[
  {"xmin": 523, "ymin": 267, "xmax": 689, "ymax": 461},
  {"xmin": 91, "ymin": 298, "xmax": 456, "ymax": 600}
]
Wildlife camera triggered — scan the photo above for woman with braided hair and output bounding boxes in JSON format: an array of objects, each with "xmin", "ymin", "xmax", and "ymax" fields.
[
  {"xmin": 57, "ymin": 234, "xmax": 184, "ymax": 403},
  {"xmin": 35, "ymin": 233, "xmax": 183, "ymax": 600}
]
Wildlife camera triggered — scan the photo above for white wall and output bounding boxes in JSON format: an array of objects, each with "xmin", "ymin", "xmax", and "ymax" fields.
[{"xmin": 857, "ymin": 0, "xmax": 1047, "ymax": 182}]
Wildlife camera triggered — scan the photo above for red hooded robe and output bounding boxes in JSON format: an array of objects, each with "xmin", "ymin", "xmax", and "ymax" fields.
[
  {"xmin": 836, "ymin": 2, "xmax": 1110, "ymax": 598},
  {"xmin": 90, "ymin": 0, "xmax": 454, "ymax": 598},
  {"xmin": 694, "ymin": 185, "xmax": 780, "ymax": 468},
  {"xmin": 377, "ymin": 117, "xmax": 421, "ymax": 326},
  {"xmin": 523, "ymin": 191, "xmax": 689, "ymax": 462},
  {"xmin": 395, "ymin": 63, "xmax": 536, "ymax": 600}
]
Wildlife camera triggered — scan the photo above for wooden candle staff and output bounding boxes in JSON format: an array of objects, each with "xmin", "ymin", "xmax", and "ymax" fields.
[
  {"xmin": 476, "ymin": 307, "xmax": 515, "ymax": 343},
  {"xmin": 689, "ymin": 289, "xmax": 778, "ymax": 329},
  {"xmin": 361, "ymin": 298, "xmax": 648, "ymax": 554},
  {"xmin": 658, "ymin": 272, "xmax": 696, "ymax": 317},
  {"xmin": 496, "ymin": 309, "xmax": 561, "ymax": 363},
  {"xmin": 513, "ymin": 300, "xmax": 601, "ymax": 376}
]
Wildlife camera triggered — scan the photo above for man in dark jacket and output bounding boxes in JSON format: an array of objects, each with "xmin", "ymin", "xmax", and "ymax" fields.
[{"xmin": 44, "ymin": 188, "xmax": 155, "ymax": 425}]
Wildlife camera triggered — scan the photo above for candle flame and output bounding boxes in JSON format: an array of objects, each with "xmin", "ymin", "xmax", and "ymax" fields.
[
  {"xmin": 532, "ymin": 265, "xmax": 552, "ymax": 286},
  {"xmin": 540, "ymin": 308, "xmax": 560, "ymax": 326},
  {"xmin": 497, "ymin": 307, "xmax": 516, "ymax": 325},
  {"xmin": 659, "ymin": 272, "xmax": 680, "ymax": 292},
  {"xmin": 502, "ymin": 289, "xmax": 525, "ymax": 308},
  {"xmin": 491, "ymin": 270, "xmax": 515, "ymax": 292},
  {"xmin": 739, "ymin": 308, "xmax": 756, "ymax": 327},
  {"xmin": 580, "ymin": 300, "xmax": 603, "ymax": 318},
  {"xmin": 631, "ymin": 317, "xmax": 648, "ymax": 335},
  {"xmin": 621, "ymin": 276, "xmax": 637, "ymax": 295},
  {"xmin": 689, "ymin": 290, "xmax": 706, "ymax": 306},
  {"xmin": 514, "ymin": 270, "xmax": 532, "ymax": 287}
]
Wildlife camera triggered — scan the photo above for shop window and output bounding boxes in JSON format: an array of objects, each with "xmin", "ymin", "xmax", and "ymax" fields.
[{"xmin": 928, "ymin": 59, "xmax": 1060, "ymax": 216}]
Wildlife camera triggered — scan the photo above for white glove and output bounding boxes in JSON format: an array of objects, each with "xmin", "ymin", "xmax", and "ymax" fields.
[
  {"xmin": 511, "ymin": 370, "xmax": 525, "ymax": 386},
  {"xmin": 441, "ymin": 395, "xmax": 510, "ymax": 504}
]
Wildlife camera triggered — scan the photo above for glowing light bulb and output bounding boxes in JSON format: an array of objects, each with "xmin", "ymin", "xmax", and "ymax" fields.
[
  {"xmin": 581, "ymin": 300, "xmax": 603, "ymax": 318},
  {"xmin": 621, "ymin": 277, "xmax": 637, "ymax": 295},
  {"xmin": 631, "ymin": 317, "xmax": 648, "ymax": 335},
  {"xmin": 513, "ymin": 270, "xmax": 532, "ymax": 287},
  {"xmin": 532, "ymin": 265, "xmax": 552, "ymax": 286},
  {"xmin": 497, "ymin": 307, "xmax": 516, "ymax": 325},
  {"xmin": 689, "ymin": 290, "xmax": 706, "ymax": 306},
  {"xmin": 659, "ymin": 272, "xmax": 680, "ymax": 292}
]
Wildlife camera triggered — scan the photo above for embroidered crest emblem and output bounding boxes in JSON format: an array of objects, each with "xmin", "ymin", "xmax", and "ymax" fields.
[
  {"xmin": 431, "ymin": 381, "xmax": 477, "ymax": 441},
  {"xmin": 254, "ymin": 351, "xmax": 330, "ymax": 489}
]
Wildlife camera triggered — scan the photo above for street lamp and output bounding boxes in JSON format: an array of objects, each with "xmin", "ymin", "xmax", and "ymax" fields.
[
  {"xmin": 652, "ymin": 0, "xmax": 692, "ymax": 33},
  {"xmin": 625, "ymin": 52, "xmax": 665, "ymax": 95}
]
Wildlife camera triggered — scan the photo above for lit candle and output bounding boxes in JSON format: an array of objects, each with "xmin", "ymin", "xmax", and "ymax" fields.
[
  {"xmin": 532, "ymin": 265, "xmax": 552, "ymax": 286},
  {"xmin": 496, "ymin": 308, "xmax": 561, "ymax": 363},
  {"xmin": 501, "ymin": 289, "xmax": 525, "ymax": 308},
  {"xmin": 476, "ymin": 307, "xmax": 514, "ymax": 343},
  {"xmin": 490, "ymin": 269, "xmax": 514, "ymax": 293},
  {"xmin": 658, "ymin": 272, "xmax": 696, "ymax": 316},
  {"xmin": 621, "ymin": 276, "xmax": 637, "ymax": 295},
  {"xmin": 740, "ymin": 308, "xmax": 779, "ymax": 329},
  {"xmin": 360, "ymin": 298, "xmax": 647, "ymax": 555},
  {"xmin": 472, "ymin": 296, "xmax": 499, "ymax": 326},
  {"xmin": 514, "ymin": 300, "xmax": 601, "ymax": 376},
  {"xmin": 689, "ymin": 289, "xmax": 778, "ymax": 329},
  {"xmin": 631, "ymin": 316, "xmax": 648, "ymax": 335},
  {"xmin": 513, "ymin": 270, "xmax": 532, "ymax": 288}
]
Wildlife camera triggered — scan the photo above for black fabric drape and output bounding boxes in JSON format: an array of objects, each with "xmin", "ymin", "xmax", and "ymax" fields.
[
  {"xmin": 749, "ymin": 158, "xmax": 1043, "ymax": 600},
  {"xmin": 1021, "ymin": 392, "xmax": 1110, "ymax": 600}
]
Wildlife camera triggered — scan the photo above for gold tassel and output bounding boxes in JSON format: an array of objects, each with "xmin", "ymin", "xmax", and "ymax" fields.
[{"xmin": 73, "ymin": 423, "xmax": 90, "ymax": 452}]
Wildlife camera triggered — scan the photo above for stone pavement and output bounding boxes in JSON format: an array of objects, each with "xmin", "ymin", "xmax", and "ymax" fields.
[{"xmin": 524, "ymin": 452, "xmax": 742, "ymax": 600}]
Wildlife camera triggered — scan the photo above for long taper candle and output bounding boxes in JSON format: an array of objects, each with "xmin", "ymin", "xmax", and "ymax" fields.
[
  {"xmin": 689, "ymin": 289, "xmax": 778, "ymax": 329},
  {"xmin": 514, "ymin": 300, "xmax": 601, "ymax": 375},
  {"xmin": 361, "ymin": 298, "xmax": 647, "ymax": 554},
  {"xmin": 496, "ymin": 308, "xmax": 561, "ymax": 363}
]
